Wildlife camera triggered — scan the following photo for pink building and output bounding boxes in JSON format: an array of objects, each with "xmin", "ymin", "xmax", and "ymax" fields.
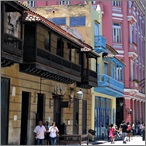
[
  {"xmin": 98, "ymin": 0, "xmax": 145, "ymax": 126},
  {"xmin": 27, "ymin": 0, "xmax": 145, "ymax": 125}
]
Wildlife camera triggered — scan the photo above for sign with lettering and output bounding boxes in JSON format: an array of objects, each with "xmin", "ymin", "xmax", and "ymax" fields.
[{"xmin": 81, "ymin": 47, "xmax": 92, "ymax": 52}]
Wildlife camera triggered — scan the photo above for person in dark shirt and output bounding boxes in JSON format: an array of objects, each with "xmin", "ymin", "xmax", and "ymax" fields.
[{"xmin": 121, "ymin": 121, "xmax": 128, "ymax": 144}]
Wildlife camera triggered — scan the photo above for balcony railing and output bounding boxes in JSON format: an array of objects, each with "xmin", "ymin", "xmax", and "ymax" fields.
[
  {"xmin": 94, "ymin": 35, "xmax": 106, "ymax": 53},
  {"xmin": 98, "ymin": 74, "xmax": 124, "ymax": 93},
  {"xmin": 37, "ymin": 48, "xmax": 81, "ymax": 77},
  {"xmin": 83, "ymin": 69, "xmax": 97, "ymax": 82},
  {"xmin": 2, "ymin": 33, "xmax": 23, "ymax": 66},
  {"xmin": 2, "ymin": 33, "xmax": 22, "ymax": 54},
  {"xmin": 77, "ymin": 69, "xmax": 97, "ymax": 89}
]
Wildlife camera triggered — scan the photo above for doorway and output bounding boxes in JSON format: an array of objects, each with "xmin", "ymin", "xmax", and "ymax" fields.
[
  {"xmin": 53, "ymin": 95, "xmax": 62, "ymax": 130},
  {"xmin": 116, "ymin": 98, "xmax": 124, "ymax": 127},
  {"xmin": 73, "ymin": 99, "xmax": 79, "ymax": 134},
  {"xmin": 1, "ymin": 77, "xmax": 10, "ymax": 145},
  {"xmin": 20, "ymin": 91, "xmax": 30, "ymax": 145},
  {"xmin": 36, "ymin": 93, "xmax": 44, "ymax": 125}
]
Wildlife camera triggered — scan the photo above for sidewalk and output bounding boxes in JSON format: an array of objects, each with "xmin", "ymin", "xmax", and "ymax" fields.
[{"xmin": 86, "ymin": 136, "xmax": 145, "ymax": 145}]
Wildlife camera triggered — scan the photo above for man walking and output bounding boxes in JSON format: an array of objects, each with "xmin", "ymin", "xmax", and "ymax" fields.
[
  {"xmin": 121, "ymin": 121, "xmax": 128, "ymax": 144},
  {"xmin": 34, "ymin": 121, "xmax": 46, "ymax": 145}
]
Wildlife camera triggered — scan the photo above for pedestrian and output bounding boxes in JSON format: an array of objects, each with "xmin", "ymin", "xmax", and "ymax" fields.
[
  {"xmin": 142, "ymin": 124, "xmax": 145, "ymax": 141},
  {"xmin": 118, "ymin": 124, "xmax": 122, "ymax": 138},
  {"xmin": 45, "ymin": 121, "xmax": 51, "ymax": 145},
  {"xmin": 126, "ymin": 122, "xmax": 131, "ymax": 142},
  {"xmin": 139, "ymin": 122, "xmax": 143, "ymax": 136},
  {"xmin": 121, "ymin": 120, "xmax": 128, "ymax": 144},
  {"xmin": 49, "ymin": 122, "xmax": 59, "ymax": 145},
  {"xmin": 101, "ymin": 124, "xmax": 106, "ymax": 140},
  {"xmin": 34, "ymin": 121, "xmax": 46, "ymax": 145},
  {"xmin": 106, "ymin": 123, "xmax": 110, "ymax": 141},
  {"xmin": 132, "ymin": 123, "xmax": 135, "ymax": 136},
  {"xmin": 115, "ymin": 125, "xmax": 120, "ymax": 138},
  {"xmin": 135, "ymin": 123, "xmax": 138, "ymax": 135},
  {"xmin": 109, "ymin": 124, "xmax": 115, "ymax": 144}
]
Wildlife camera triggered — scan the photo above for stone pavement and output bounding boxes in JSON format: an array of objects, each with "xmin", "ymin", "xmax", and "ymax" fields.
[{"xmin": 84, "ymin": 136, "xmax": 145, "ymax": 145}]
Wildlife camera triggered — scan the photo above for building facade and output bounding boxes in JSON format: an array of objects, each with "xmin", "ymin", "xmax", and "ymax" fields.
[
  {"xmin": 32, "ymin": 0, "xmax": 146, "ymax": 126},
  {"xmin": 98, "ymin": 0, "xmax": 145, "ymax": 125},
  {"xmin": 33, "ymin": 3, "xmax": 125, "ymax": 139},
  {"xmin": 1, "ymin": 1, "xmax": 99, "ymax": 145}
]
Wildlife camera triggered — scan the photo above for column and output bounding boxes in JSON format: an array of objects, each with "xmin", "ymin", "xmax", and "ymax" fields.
[
  {"xmin": 130, "ymin": 60, "xmax": 134, "ymax": 81},
  {"xmin": 134, "ymin": 100, "xmax": 138, "ymax": 123},
  {"xmin": 139, "ymin": 101, "xmax": 142, "ymax": 122},
  {"xmin": 124, "ymin": 98, "xmax": 132, "ymax": 123},
  {"xmin": 132, "ymin": 99, "xmax": 135, "ymax": 123}
]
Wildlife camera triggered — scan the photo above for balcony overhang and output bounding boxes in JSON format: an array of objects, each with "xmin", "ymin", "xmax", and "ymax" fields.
[
  {"xmin": 81, "ymin": 47, "xmax": 100, "ymax": 58},
  {"xmin": 128, "ymin": 52, "xmax": 138, "ymax": 60},
  {"xmin": 1, "ymin": 58, "xmax": 14, "ymax": 67},
  {"xmin": 94, "ymin": 86, "xmax": 124, "ymax": 97},
  {"xmin": 103, "ymin": 56, "xmax": 125, "ymax": 67},
  {"xmin": 94, "ymin": 35, "xmax": 107, "ymax": 54},
  {"xmin": 127, "ymin": 16, "xmax": 137, "ymax": 24},
  {"xmin": 77, "ymin": 69, "xmax": 97, "ymax": 89},
  {"xmin": 20, "ymin": 63, "xmax": 81, "ymax": 84},
  {"xmin": 96, "ymin": 74, "xmax": 124, "ymax": 97},
  {"xmin": 77, "ymin": 83, "xmax": 93, "ymax": 89}
]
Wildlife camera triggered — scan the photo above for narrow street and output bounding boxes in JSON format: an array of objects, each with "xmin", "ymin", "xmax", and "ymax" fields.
[{"xmin": 85, "ymin": 136, "xmax": 145, "ymax": 145}]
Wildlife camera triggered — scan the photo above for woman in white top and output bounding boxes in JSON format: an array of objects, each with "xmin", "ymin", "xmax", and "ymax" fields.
[{"xmin": 49, "ymin": 122, "xmax": 59, "ymax": 145}]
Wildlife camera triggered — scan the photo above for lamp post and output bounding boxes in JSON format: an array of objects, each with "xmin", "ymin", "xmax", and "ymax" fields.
[
  {"xmin": 69, "ymin": 88, "xmax": 83, "ymax": 106},
  {"xmin": 76, "ymin": 89, "xmax": 83, "ymax": 100}
]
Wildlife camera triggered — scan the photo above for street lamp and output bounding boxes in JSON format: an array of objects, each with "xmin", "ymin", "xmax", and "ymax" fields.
[
  {"xmin": 69, "ymin": 88, "xmax": 83, "ymax": 106},
  {"xmin": 76, "ymin": 88, "xmax": 83, "ymax": 100}
]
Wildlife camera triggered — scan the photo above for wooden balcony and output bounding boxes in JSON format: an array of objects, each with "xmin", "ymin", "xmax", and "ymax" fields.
[
  {"xmin": 1, "ymin": 33, "xmax": 22, "ymax": 67},
  {"xmin": 20, "ymin": 48, "xmax": 81, "ymax": 84},
  {"xmin": 77, "ymin": 69, "xmax": 97, "ymax": 89}
]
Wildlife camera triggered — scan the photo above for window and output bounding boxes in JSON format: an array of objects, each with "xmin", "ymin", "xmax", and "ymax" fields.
[
  {"xmin": 97, "ymin": 63, "xmax": 100, "ymax": 74},
  {"xmin": 49, "ymin": 17, "xmax": 66, "ymax": 25},
  {"xmin": 57, "ymin": 38, "xmax": 64, "ymax": 57},
  {"xmin": 112, "ymin": 1, "xmax": 121, "ymax": 7},
  {"xmin": 111, "ymin": 66, "xmax": 116, "ymax": 79},
  {"xmin": 116, "ymin": 67, "xmax": 122, "ymax": 81},
  {"xmin": 95, "ymin": 23, "xmax": 99, "ymax": 37},
  {"xmin": 44, "ymin": 32, "xmax": 51, "ymax": 51},
  {"xmin": 60, "ymin": 0, "xmax": 70, "ymax": 5},
  {"xmin": 104, "ymin": 63, "xmax": 108, "ymax": 75},
  {"xmin": 113, "ymin": 23, "xmax": 122, "ymax": 43},
  {"xmin": 92, "ymin": 0, "xmax": 96, "ymax": 4},
  {"xmin": 27, "ymin": 1, "xmax": 35, "ymax": 7},
  {"xmin": 70, "ymin": 16, "xmax": 86, "ymax": 26}
]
